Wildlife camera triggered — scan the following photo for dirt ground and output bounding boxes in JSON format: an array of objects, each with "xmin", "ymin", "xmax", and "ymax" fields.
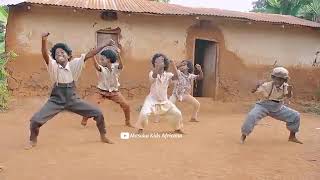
[{"xmin": 0, "ymin": 96, "xmax": 319, "ymax": 180}]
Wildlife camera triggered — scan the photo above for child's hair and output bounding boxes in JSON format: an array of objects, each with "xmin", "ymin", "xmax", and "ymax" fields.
[
  {"xmin": 151, "ymin": 53, "xmax": 170, "ymax": 71},
  {"xmin": 182, "ymin": 60, "xmax": 194, "ymax": 73},
  {"xmin": 51, "ymin": 43, "xmax": 72, "ymax": 60},
  {"xmin": 101, "ymin": 49, "xmax": 118, "ymax": 63}
]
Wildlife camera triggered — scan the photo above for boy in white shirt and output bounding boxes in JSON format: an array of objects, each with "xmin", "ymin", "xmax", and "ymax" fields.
[
  {"xmin": 135, "ymin": 53, "xmax": 184, "ymax": 134},
  {"xmin": 80, "ymin": 47, "xmax": 132, "ymax": 127},
  {"xmin": 241, "ymin": 67, "xmax": 302, "ymax": 144},
  {"xmin": 26, "ymin": 33, "xmax": 113, "ymax": 149}
]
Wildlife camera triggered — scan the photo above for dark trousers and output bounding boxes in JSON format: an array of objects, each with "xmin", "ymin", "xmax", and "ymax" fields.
[{"xmin": 29, "ymin": 82, "xmax": 106, "ymax": 141}]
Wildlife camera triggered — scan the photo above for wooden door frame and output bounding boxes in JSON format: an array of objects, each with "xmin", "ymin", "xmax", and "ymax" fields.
[
  {"xmin": 192, "ymin": 38, "xmax": 219, "ymax": 100},
  {"xmin": 95, "ymin": 27, "xmax": 121, "ymax": 49}
]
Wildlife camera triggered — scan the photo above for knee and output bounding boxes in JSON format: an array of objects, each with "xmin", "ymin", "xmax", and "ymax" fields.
[
  {"xmin": 293, "ymin": 111, "xmax": 300, "ymax": 123},
  {"xmin": 246, "ymin": 111, "xmax": 258, "ymax": 121},
  {"xmin": 30, "ymin": 121, "xmax": 41, "ymax": 130},
  {"xmin": 30, "ymin": 112, "xmax": 41, "ymax": 123},
  {"xmin": 30, "ymin": 112, "xmax": 45, "ymax": 127},
  {"xmin": 169, "ymin": 96, "xmax": 176, "ymax": 103},
  {"xmin": 287, "ymin": 110, "xmax": 300, "ymax": 132},
  {"xmin": 92, "ymin": 109, "xmax": 104, "ymax": 119},
  {"xmin": 121, "ymin": 102, "xmax": 130, "ymax": 110},
  {"xmin": 174, "ymin": 109, "xmax": 182, "ymax": 119},
  {"xmin": 242, "ymin": 112, "xmax": 258, "ymax": 130},
  {"xmin": 195, "ymin": 101, "xmax": 200, "ymax": 109},
  {"xmin": 295, "ymin": 111, "xmax": 300, "ymax": 118},
  {"xmin": 241, "ymin": 115, "xmax": 256, "ymax": 135}
]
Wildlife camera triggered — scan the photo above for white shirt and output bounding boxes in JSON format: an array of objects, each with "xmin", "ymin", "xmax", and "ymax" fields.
[
  {"xmin": 47, "ymin": 54, "xmax": 86, "ymax": 83},
  {"xmin": 148, "ymin": 71, "xmax": 174, "ymax": 103},
  {"xmin": 256, "ymin": 81, "xmax": 289, "ymax": 101},
  {"xmin": 139, "ymin": 71, "xmax": 175, "ymax": 115},
  {"xmin": 97, "ymin": 63, "xmax": 121, "ymax": 92}
]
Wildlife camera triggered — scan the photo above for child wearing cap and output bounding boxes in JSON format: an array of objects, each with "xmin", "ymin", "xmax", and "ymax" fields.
[{"xmin": 240, "ymin": 67, "xmax": 302, "ymax": 144}]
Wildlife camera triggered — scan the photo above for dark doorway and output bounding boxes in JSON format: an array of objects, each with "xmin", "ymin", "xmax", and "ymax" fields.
[{"xmin": 193, "ymin": 39, "xmax": 217, "ymax": 97}]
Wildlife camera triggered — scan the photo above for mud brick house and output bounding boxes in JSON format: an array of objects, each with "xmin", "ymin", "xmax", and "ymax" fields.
[{"xmin": 3, "ymin": 0, "xmax": 320, "ymax": 100}]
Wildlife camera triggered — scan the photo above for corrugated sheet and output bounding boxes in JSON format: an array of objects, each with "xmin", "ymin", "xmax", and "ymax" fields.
[
  {"xmin": 3, "ymin": 0, "xmax": 320, "ymax": 28},
  {"xmin": 191, "ymin": 7, "xmax": 320, "ymax": 28}
]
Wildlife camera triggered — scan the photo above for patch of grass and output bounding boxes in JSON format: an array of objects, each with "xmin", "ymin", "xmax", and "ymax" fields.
[
  {"xmin": 0, "ymin": 51, "xmax": 17, "ymax": 111},
  {"xmin": 301, "ymin": 100, "xmax": 320, "ymax": 115},
  {"xmin": 0, "ymin": 80, "xmax": 9, "ymax": 110},
  {"xmin": 305, "ymin": 104, "xmax": 320, "ymax": 115}
]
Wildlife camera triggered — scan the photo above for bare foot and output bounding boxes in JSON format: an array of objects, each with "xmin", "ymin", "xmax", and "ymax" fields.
[
  {"xmin": 190, "ymin": 118, "xmax": 200, "ymax": 122},
  {"xmin": 100, "ymin": 135, "xmax": 114, "ymax": 144},
  {"xmin": 288, "ymin": 132, "xmax": 303, "ymax": 144},
  {"xmin": 240, "ymin": 134, "xmax": 246, "ymax": 144},
  {"xmin": 24, "ymin": 140, "xmax": 37, "ymax": 150},
  {"xmin": 288, "ymin": 137, "xmax": 303, "ymax": 144},
  {"xmin": 174, "ymin": 129, "xmax": 185, "ymax": 134},
  {"xmin": 81, "ymin": 117, "xmax": 89, "ymax": 127},
  {"xmin": 138, "ymin": 129, "xmax": 143, "ymax": 134}
]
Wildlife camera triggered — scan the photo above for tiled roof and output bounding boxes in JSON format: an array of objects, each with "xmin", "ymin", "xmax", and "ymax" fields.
[{"xmin": 3, "ymin": 0, "xmax": 320, "ymax": 28}]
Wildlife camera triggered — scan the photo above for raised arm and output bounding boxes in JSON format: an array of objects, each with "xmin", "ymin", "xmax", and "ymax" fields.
[
  {"xmin": 85, "ymin": 45, "xmax": 106, "ymax": 61},
  {"xmin": 170, "ymin": 60, "xmax": 179, "ymax": 80},
  {"xmin": 84, "ymin": 39, "xmax": 113, "ymax": 61},
  {"xmin": 41, "ymin": 32, "xmax": 50, "ymax": 65},
  {"xmin": 93, "ymin": 56, "xmax": 102, "ymax": 72},
  {"xmin": 195, "ymin": 64, "xmax": 203, "ymax": 80}
]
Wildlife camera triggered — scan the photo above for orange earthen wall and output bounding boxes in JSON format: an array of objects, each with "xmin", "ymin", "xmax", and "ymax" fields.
[{"xmin": 5, "ymin": 5, "xmax": 320, "ymax": 101}]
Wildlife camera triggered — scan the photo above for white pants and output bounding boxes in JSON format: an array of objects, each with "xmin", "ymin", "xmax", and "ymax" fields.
[
  {"xmin": 169, "ymin": 94, "xmax": 200, "ymax": 120},
  {"xmin": 136, "ymin": 102, "xmax": 183, "ymax": 130}
]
